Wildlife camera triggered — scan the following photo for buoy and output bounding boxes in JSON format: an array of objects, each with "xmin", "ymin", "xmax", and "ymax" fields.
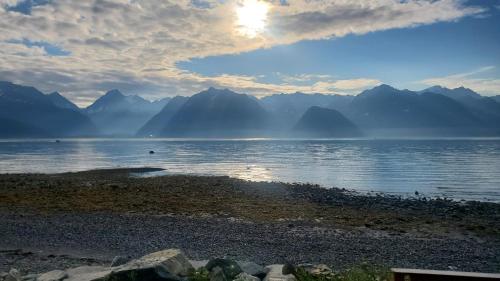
[{"xmin": 149, "ymin": 150, "xmax": 155, "ymax": 154}]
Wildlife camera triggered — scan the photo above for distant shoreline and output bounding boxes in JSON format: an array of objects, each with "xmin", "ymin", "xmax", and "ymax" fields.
[{"xmin": 3, "ymin": 136, "xmax": 500, "ymax": 141}]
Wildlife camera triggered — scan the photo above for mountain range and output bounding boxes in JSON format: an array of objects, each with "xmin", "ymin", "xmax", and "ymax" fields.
[
  {"xmin": 292, "ymin": 106, "xmax": 362, "ymax": 137},
  {"xmin": 0, "ymin": 81, "xmax": 97, "ymax": 137},
  {"xmin": 84, "ymin": 89, "xmax": 170, "ymax": 136},
  {"xmin": 0, "ymin": 80, "xmax": 499, "ymax": 138},
  {"xmin": 260, "ymin": 92, "xmax": 353, "ymax": 128},
  {"xmin": 159, "ymin": 88, "xmax": 269, "ymax": 137}
]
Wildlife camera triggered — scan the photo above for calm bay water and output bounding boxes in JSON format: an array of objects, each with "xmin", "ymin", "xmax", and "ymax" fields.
[{"xmin": 0, "ymin": 138, "xmax": 499, "ymax": 202}]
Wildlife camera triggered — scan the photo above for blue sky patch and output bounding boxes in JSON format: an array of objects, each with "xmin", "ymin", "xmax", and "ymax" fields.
[
  {"xmin": 6, "ymin": 0, "xmax": 50, "ymax": 15},
  {"xmin": 9, "ymin": 39, "xmax": 70, "ymax": 56}
]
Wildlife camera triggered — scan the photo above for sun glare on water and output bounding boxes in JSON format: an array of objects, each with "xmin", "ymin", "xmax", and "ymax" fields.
[{"xmin": 236, "ymin": 0, "xmax": 270, "ymax": 38}]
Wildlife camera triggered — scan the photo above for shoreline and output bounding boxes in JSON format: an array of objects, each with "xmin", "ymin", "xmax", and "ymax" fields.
[
  {"xmin": 3, "ymin": 167, "xmax": 498, "ymax": 203},
  {"xmin": 1, "ymin": 168, "xmax": 499, "ymax": 274}
]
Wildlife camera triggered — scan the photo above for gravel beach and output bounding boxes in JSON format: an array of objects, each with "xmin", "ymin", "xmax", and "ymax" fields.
[{"xmin": 1, "ymin": 168, "xmax": 499, "ymax": 274}]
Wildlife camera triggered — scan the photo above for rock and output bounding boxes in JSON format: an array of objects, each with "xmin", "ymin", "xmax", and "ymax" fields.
[
  {"xmin": 297, "ymin": 264, "xmax": 333, "ymax": 277},
  {"xmin": 62, "ymin": 249, "xmax": 193, "ymax": 281},
  {"xmin": 65, "ymin": 266, "xmax": 109, "ymax": 281},
  {"xmin": 206, "ymin": 259, "xmax": 242, "ymax": 280},
  {"xmin": 281, "ymin": 263, "xmax": 295, "ymax": 275},
  {"xmin": 110, "ymin": 256, "xmax": 130, "ymax": 267},
  {"xmin": 102, "ymin": 249, "xmax": 193, "ymax": 281},
  {"xmin": 264, "ymin": 265, "xmax": 295, "ymax": 281},
  {"xmin": 209, "ymin": 267, "xmax": 227, "ymax": 281},
  {"xmin": 233, "ymin": 272, "xmax": 260, "ymax": 281},
  {"xmin": 38, "ymin": 270, "xmax": 68, "ymax": 281},
  {"xmin": 5, "ymin": 269, "xmax": 21, "ymax": 281},
  {"xmin": 236, "ymin": 261, "xmax": 267, "ymax": 279},
  {"xmin": 21, "ymin": 274, "xmax": 38, "ymax": 281}
]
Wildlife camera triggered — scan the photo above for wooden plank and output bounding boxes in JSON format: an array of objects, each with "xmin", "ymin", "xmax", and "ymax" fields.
[{"xmin": 391, "ymin": 268, "xmax": 500, "ymax": 281}]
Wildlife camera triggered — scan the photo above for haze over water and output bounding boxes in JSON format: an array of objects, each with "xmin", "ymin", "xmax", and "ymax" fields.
[{"xmin": 0, "ymin": 138, "xmax": 499, "ymax": 202}]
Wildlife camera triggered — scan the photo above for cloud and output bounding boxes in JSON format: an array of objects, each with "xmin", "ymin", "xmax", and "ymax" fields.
[
  {"xmin": 0, "ymin": 0, "xmax": 487, "ymax": 105},
  {"xmin": 274, "ymin": 73, "xmax": 381, "ymax": 93},
  {"xmin": 420, "ymin": 66, "xmax": 500, "ymax": 96}
]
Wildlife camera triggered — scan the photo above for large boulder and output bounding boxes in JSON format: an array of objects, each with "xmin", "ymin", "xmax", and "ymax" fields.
[
  {"xmin": 65, "ymin": 266, "xmax": 110, "ymax": 281},
  {"xmin": 37, "ymin": 270, "xmax": 68, "ymax": 281},
  {"xmin": 62, "ymin": 249, "xmax": 193, "ymax": 281},
  {"xmin": 103, "ymin": 249, "xmax": 194, "ymax": 281}
]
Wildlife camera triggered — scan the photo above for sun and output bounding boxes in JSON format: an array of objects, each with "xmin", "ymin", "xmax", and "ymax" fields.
[{"xmin": 236, "ymin": 0, "xmax": 270, "ymax": 38}]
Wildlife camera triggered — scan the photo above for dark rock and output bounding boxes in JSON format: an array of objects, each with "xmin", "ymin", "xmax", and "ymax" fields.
[
  {"xmin": 104, "ymin": 265, "xmax": 181, "ymax": 281},
  {"xmin": 206, "ymin": 259, "xmax": 242, "ymax": 280},
  {"xmin": 281, "ymin": 263, "xmax": 295, "ymax": 275},
  {"xmin": 209, "ymin": 266, "xmax": 227, "ymax": 281},
  {"xmin": 236, "ymin": 261, "xmax": 267, "ymax": 279}
]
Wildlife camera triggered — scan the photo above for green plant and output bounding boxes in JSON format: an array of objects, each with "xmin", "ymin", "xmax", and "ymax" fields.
[
  {"xmin": 188, "ymin": 268, "xmax": 211, "ymax": 281},
  {"xmin": 340, "ymin": 264, "xmax": 390, "ymax": 281},
  {"xmin": 294, "ymin": 264, "xmax": 391, "ymax": 281}
]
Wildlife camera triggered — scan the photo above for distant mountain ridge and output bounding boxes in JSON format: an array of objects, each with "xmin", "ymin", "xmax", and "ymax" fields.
[
  {"xmin": 137, "ymin": 96, "xmax": 189, "ymax": 137},
  {"xmin": 47, "ymin": 92, "xmax": 81, "ymax": 111},
  {"xmin": 421, "ymin": 85, "xmax": 482, "ymax": 99},
  {"xmin": 85, "ymin": 89, "xmax": 171, "ymax": 136},
  {"xmin": 346, "ymin": 84, "xmax": 494, "ymax": 136},
  {"xmin": 293, "ymin": 106, "xmax": 362, "ymax": 137},
  {"xmin": 260, "ymin": 92, "xmax": 353, "ymax": 129},
  {"xmin": 421, "ymin": 86, "xmax": 500, "ymax": 128},
  {"xmin": 0, "ymin": 81, "xmax": 98, "ymax": 137},
  {"xmin": 161, "ymin": 88, "xmax": 269, "ymax": 137},
  {"xmin": 1, "ymin": 81, "xmax": 499, "ymax": 138}
]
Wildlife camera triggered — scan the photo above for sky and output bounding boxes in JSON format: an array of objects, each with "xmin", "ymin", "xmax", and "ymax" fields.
[{"xmin": 0, "ymin": 0, "xmax": 499, "ymax": 106}]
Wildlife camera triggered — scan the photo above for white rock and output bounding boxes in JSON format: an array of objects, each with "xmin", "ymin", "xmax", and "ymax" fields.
[
  {"xmin": 233, "ymin": 272, "xmax": 260, "ymax": 281},
  {"xmin": 263, "ymin": 265, "xmax": 295, "ymax": 281},
  {"xmin": 5, "ymin": 269, "xmax": 21, "ymax": 281},
  {"xmin": 38, "ymin": 270, "xmax": 68, "ymax": 281},
  {"xmin": 122, "ymin": 249, "xmax": 193, "ymax": 277},
  {"xmin": 65, "ymin": 266, "xmax": 110, "ymax": 281}
]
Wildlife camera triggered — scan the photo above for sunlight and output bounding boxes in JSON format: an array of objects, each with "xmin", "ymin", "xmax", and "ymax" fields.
[{"xmin": 236, "ymin": 0, "xmax": 270, "ymax": 38}]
